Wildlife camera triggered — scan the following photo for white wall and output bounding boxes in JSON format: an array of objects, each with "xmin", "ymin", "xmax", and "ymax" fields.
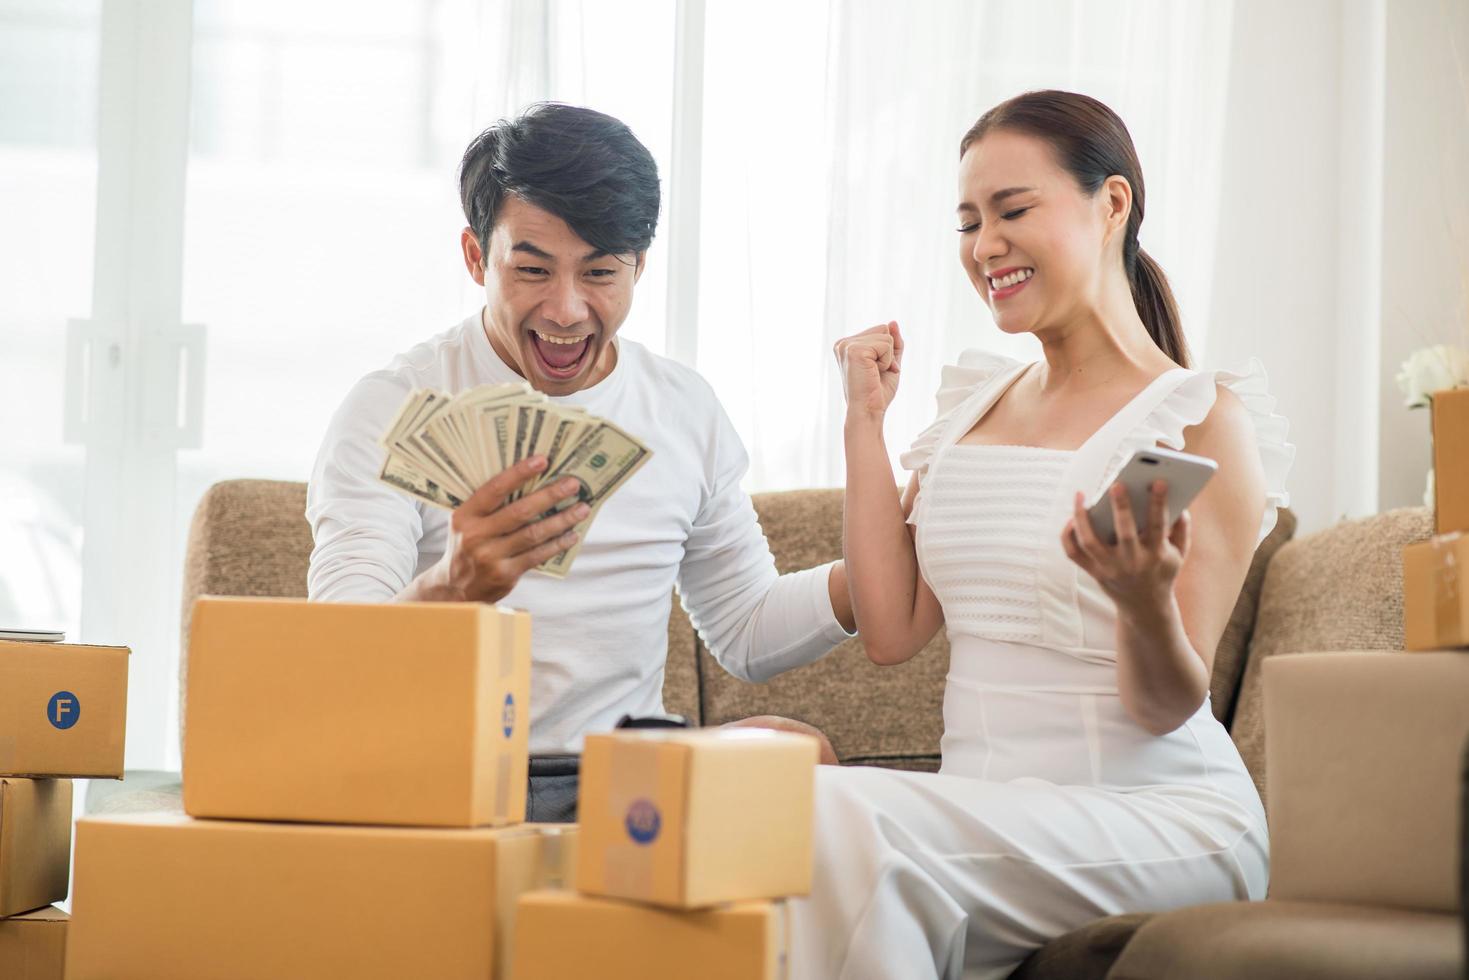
[
  {"xmin": 1208, "ymin": 0, "xmax": 1468, "ymax": 535},
  {"xmin": 1379, "ymin": 0, "xmax": 1469, "ymax": 511},
  {"xmin": 1206, "ymin": 0, "xmax": 1356, "ymax": 535}
]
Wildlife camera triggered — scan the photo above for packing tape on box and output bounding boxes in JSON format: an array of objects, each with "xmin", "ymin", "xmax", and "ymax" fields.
[
  {"xmin": 493, "ymin": 610, "xmax": 516, "ymax": 819},
  {"xmin": 536, "ymin": 827, "xmax": 574, "ymax": 889},
  {"xmin": 603, "ymin": 740, "xmax": 660, "ymax": 899},
  {"xmin": 0, "ymin": 736, "xmax": 14, "ymax": 772},
  {"xmin": 498, "ymin": 611, "xmax": 516, "ymax": 681},
  {"xmin": 1434, "ymin": 533, "xmax": 1462, "ymax": 646},
  {"xmin": 496, "ymin": 755, "xmax": 511, "ymax": 819}
]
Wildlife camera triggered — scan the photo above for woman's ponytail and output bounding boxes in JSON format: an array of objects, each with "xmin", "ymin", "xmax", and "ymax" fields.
[{"xmin": 1127, "ymin": 246, "xmax": 1189, "ymax": 368}]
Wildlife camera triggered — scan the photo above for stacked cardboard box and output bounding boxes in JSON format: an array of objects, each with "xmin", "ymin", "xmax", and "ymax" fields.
[
  {"xmin": 0, "ymin": 638, "xmax": 129, "ymax": 979},
  {"xmin": 65, "ymin": 597, "xmax": 575, "ymax": 980},
  {"xmin": 0, "ymin": 906, "xmax": 69, "ymax": 979},
  {"xmin": 512, "ymin": 727, "xmax": 819, "ymax": 979},
  {"xmin": 1406, "ymin": 388, "xmax": 1469, "ymax": 651},
  {"xmin": 1431, "ymin": 388, "xmax": 1469, "ymax": 536}
]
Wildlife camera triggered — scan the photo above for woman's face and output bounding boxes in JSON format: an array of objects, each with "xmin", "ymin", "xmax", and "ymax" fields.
[{"xmin": 956, "ymin": 129, "xmax": 1122, "ymax": 337}]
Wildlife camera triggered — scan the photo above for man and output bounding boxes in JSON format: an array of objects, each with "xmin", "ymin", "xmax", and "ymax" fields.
[{"xmin": 307, "ymin": 103, "xmax": 855, "ymax": 821}]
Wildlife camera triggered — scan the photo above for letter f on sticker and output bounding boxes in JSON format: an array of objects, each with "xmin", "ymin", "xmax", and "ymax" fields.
[{"xmin": 47, "ymin": 691, "xmax": 80, "ymax": 730}]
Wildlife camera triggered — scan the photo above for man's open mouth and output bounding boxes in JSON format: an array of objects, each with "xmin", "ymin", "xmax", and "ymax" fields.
[{"xmin": 529, "ymin": 328, "xmax": 593, "ymax": 380}]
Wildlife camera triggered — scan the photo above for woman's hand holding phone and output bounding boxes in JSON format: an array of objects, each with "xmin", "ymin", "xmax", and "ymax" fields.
[
  {"xmin": 1061, "ymin": 446, "xmax": 1217, "ymax": 617},
  {"xmin": 1062, "ymin": 479, "xmax": 1192, "ymax": 618}
]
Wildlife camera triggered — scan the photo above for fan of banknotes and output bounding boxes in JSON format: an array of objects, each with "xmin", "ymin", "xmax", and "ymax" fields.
[{"xmin": 377, "ymin": 381, "xmax": 652, "ymax": 577}]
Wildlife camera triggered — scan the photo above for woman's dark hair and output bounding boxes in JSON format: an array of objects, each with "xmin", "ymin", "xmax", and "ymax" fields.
[
  {"xmin": 960, "ymin": 90, "xmax": 1189, "ymax": 367},
  {"xmin": 459, "ymin": 103, "xmax": 660, "ymax": 261}
]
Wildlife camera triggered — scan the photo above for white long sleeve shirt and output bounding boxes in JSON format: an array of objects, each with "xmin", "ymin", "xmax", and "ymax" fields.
[{"xmin": 306, "ymin": 313, "xmax": 852, "ymax": 754}]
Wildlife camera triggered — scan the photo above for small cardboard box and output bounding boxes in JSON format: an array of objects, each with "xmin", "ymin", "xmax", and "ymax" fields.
[
  {"xmin": 0, "ymin": 905, "xmax": 67, "ymax": 980},
  {"xmin": 1403, "ymin": 533, "xmax": 1469, "ymax": 651},
  {"xmin": 512, "ymin": 891, "xmax": 788, "ymax": 980},
  {"xmin": 183, "ymin": 596, "xmax": 531, "ymax": 827},
  {"xmin": 1431, "ymin": 386, "xmax": 1469, "ymax": 534},
  {"xmin": 0, "ymin": 778, "xmax": 71, "ymax": 918},
  {"xmin": 0, "ymin": 641, "xmax": 128, "ymax": 778},
  {"xmin": 1263, "ymin": 652, "xmax": 1469, "ymax": 911},
  {"xmin": 65, "ymin": 814, "xmax": 577, "ymax": 980},
  {"xmin": 577, "ymin": 728, "xmax": 817, "ymax": 908}
]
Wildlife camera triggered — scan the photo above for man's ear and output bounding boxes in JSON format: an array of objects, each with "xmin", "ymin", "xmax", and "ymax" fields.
[
  {"xmin": 461, "ymin": 227, "xmax": 486, "ymax": 286},
  {"xmin": 633, "ymin": 251, "xmax": 647, "ymax": 285}
]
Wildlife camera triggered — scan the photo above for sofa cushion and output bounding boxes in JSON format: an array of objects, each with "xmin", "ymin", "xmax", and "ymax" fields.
[
  {"xmin": 1105, "ymin": 899, "xmax": 1464, "ymax": 980},
  {"xmin": 662, "ymin": 599, "xmax": 700, "ymax": 724},
  {"xmin": 1229, "ymin": 507, "xmax": 1435, "ymax": 805},
  {"xmin": 698, "ymin": 490, "xmax": 949, "ymax": 769},
  {"xmin": 1211, "ymin": 508, "xmax": 1296, "ymax": 727}
]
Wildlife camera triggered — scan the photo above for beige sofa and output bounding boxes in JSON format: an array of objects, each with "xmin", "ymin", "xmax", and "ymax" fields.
[{"xmin": 96, "ymin": 480, "xmax": 1462, "ymax": 979}]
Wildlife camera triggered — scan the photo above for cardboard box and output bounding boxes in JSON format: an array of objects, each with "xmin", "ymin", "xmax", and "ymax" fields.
[
  {"xmin": 492, "ymin": 825, "xmax": 579, "ymax": 980},
  {"xmin": 577, "ymin": 728, "xmax": 817, "ymax": 908},
  {"xmin": 0, "ymin": 778, "xmax": 71, "ymax": 917},
  {"xmin": 1263, "ymin": 652, "xmax": 1469, "ymax": 912},
  {"xmin": 66, "ymin": 814, "xmax": 578, "ymax": 980},
  {"xmin": 1431, "ymin": 386, "xmax": 1469, "ymax": 534},
  {"xmin": 0, "ymin": 905, "xmax": 67, "ymax": 980},
  {"xmin": 0, "ymin": 641, "xmax": 127, "ymax": 778},
  {"xmin": 183, "ymin": 596, "xmax": 531, "ymax": 827},
  {"xmin": 512, "ymin": 891, "xmax": 788, "ymax": 980},
  {"xmin": 1403, "ymin": 533, "xmax": 1469, "ymax": 651}
]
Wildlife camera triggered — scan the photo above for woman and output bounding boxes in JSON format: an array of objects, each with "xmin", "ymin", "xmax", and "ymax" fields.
[{"xmin": 791, "ymin": 90, "xmax": 1293, "ymax": 979}]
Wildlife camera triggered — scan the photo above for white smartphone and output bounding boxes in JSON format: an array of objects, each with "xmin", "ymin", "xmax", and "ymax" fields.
[
  {"xmin": 1085, "ymin": 447, "xmax": 1217, "ymax": 544},
  {"xmin": 0, "ymin": 628, "xmax": 65, "ymax": 642}
]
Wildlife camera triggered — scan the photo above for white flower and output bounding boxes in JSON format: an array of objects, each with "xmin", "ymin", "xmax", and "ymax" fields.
[{"xmin": 1396, "ymin": 345, "xmax": 1469, "ymax": 408}]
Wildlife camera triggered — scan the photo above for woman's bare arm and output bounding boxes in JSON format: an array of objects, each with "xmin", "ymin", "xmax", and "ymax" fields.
[
  {"xmin": 1063, "ymin": 385, "xmax": 1264, "ymax": 734},
  {"xmin": 836, "ymin": 323, "xmax": 946, "ymax": 665}
]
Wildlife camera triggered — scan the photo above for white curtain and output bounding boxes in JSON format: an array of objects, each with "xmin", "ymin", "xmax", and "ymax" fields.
[{"xmin": 693, "ymin": 0, "xmax": 1236, "ymax": 490}]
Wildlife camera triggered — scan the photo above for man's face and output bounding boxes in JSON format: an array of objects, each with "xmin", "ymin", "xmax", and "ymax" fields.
[{"xmin": 465, "ymin": 196, "xmax": 643, "ymax": 396}]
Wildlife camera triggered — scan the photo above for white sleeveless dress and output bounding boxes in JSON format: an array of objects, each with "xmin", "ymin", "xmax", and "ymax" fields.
[{"xmin": 787, "ymin": 351, "xmax": 1294, "ymax": 980}]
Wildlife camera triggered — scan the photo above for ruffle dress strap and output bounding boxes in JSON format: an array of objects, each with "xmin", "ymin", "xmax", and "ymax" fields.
[
  {"xmin": 899, "ymin": 350, "xmax": 1025, "ymax": 526},
  {"xmin": 1100, "ymin": 358, "xmax": 1294, "ymax": 542}
]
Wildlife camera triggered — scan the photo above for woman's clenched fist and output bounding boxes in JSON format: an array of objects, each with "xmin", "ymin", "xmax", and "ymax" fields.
[{"xmin": 833, "ymin": 321, "xmax": 903, "ymax": 420}]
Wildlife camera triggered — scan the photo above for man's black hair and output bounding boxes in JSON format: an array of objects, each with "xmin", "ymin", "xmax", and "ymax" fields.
[{"xmin": 458, "ymin": 103, "xmax": 660, "ymax": 261}]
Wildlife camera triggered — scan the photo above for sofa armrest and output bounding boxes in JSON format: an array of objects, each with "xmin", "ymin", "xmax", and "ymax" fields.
[
  {"xmin": 1263, "ymin": 651, "xmax": 1469, "ymax": 912},
  {"xmin": 1462, "ymin": 731, "xmax": 1468, "ymax": 969},
  {"xmin": 1104, "ymin": 900, "xmax": 1462, "ymax": 980}
]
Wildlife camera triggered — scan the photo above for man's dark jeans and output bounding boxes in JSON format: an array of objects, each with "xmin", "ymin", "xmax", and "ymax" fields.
[{"xmin": 526, "ymin": 755, "xmax": 580, "ymax": 823}]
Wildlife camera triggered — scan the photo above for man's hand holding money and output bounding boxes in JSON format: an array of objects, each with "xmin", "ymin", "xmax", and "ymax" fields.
[
  {"xmin": 379, "ymin": 381, "xmax": 653, "ymax": 586},
  {"xmin": 396, "ymin": 455, "xmax": 590, "ymax": 603}
]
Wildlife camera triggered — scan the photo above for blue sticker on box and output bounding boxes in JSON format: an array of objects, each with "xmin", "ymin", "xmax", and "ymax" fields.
[
  {"xmin": 502, "ymin": 692, "xmax": 515, "ymax": 738},
  {"xmin": 47, "ymin": 691, "xmax": 80, "ymax": 730},
  {"xmin": 625, "ymin": 798, "xmax": 661, "ymax": 844}
]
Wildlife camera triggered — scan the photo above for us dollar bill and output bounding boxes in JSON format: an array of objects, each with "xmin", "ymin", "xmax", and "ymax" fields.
[
  {"xmin": 530, "ymin": 412, "xmax": 587, "ymax": 494},
  {"xmin": 379, "ymin": 452, "xmax": 464, "ymax": 510},
  {"xmin": 534, "ymin": 420, "xmax": 653, "ymax": 576}
]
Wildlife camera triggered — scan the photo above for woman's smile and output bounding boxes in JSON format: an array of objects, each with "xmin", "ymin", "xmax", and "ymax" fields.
[{"xmin": 988, "ymin": 266, "xmax": 1035, "ymax": 301}]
